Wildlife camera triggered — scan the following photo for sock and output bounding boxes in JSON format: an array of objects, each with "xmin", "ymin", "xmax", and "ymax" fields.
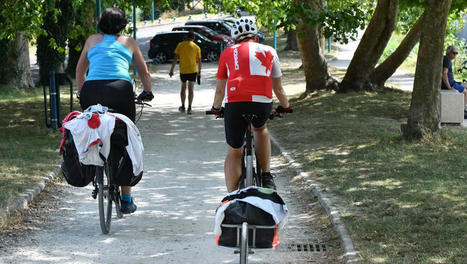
[
  {"xmin": 122, "ymin": 193, "xmax": 131, "ymax": 203},
  {"xmin": 262, "ymin": 172, "xmax": 271, "ymax": 177}
]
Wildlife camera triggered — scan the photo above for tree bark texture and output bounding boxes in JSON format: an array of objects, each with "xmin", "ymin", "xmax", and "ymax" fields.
[
  {"xmin": 297, "ymin": 22, "xmax": 339, "ymax": 93},
  {"xmin": 370, "ymin": 11, "xmax": 425, "ymax": 89},
  {"xmin": 3, "ymin": 33, "xmax": 34, "ymax": 88},
  {"xmin": 284, "ymin": 30, "xmax": 299, "ymax": 51},
  {"xmin": 339, "ymin": 0, "xmax": 399, "ymax": 92},
  {"xmin": 402, "ymin": 0, "xmax": 452, "ymax": 140},
  {"xmin": 295, "ymin": 0, "xmax": 338, "ymax": 94}
]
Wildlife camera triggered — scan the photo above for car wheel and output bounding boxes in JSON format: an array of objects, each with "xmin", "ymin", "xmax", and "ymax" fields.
[
  {"xmin": 154, "ymin": 51, "xmax": 167, "ymax": 64},
  {"xmin": 206, "ymin": 50, "xmax": 219, "ymax": 62}
]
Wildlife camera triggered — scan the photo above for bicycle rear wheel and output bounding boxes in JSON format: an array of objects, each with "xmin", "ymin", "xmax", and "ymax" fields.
[
  {"xmin": 240, "ymin": 222, "xmax": 249, "ymax": 264},
  {"xmin": 98, "ymin": 165, "xmax": 112, "ymax": 234}
]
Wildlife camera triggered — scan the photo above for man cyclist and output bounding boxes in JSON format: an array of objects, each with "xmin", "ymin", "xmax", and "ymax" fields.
[{"xmin": 211, "ymin": 18, "xmax": 292, "ymax": 192}]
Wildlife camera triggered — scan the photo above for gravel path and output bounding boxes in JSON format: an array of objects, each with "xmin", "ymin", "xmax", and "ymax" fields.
[{"xmin": 0, "ymin": 63, "xmax": 342, "ymax": 263}]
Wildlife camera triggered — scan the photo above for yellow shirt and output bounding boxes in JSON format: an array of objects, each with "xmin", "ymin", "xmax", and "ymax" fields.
[{"xmin": 174, "ymin": 40, "xmax": 201, "ymax": 74}]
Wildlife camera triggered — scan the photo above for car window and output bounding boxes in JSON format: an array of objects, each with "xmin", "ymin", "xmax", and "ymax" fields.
[
  {"xmin": 194, "ymin": 33, "xmax": 210, "ymax": 42},
  {"xmin": 202, "ymin": 27, "xmax": 217, "ymax": 35}
]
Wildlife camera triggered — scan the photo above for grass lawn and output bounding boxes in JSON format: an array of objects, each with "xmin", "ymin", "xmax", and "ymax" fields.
[
  {"xmin": 0, "ymin": 85, "xmax": 78, "ymax": 224},
  {"xmin": 269, "ymin": 66, "xmax": 467, "ymax": 263}
]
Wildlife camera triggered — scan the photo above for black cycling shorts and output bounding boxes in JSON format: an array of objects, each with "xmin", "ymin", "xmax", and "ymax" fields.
[
  {"xmin": 80, "ymin": 79, "xmax": 136, "ymax": 122},
  {"xmin": 180, "ymin": 73, "xmax": 197, "ymax": 82},
  {"xmin": 224, "ymin": 102, "xmax": 273, "ymax": 148}
]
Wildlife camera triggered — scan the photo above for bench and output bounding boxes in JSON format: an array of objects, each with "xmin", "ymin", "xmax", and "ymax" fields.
[{"xmin": 440, "ymin": 90, "xmax": 464, "ymax": 124}]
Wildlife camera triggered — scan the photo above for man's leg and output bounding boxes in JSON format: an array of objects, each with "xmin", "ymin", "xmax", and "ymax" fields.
[
  {"xmin": 253, "ymin": 125, "xmax": 270, "ymax": 173},
  {"xmin": 253, "ymin": 125, "xmax": 276, "ymax": 189},
  {"xmin": 180, "ymin": 81, "xmax": 187, "ymax": 112},
  {"xmin": 225, "ymin": 146, "xmax": 243, "ymax": 192},
  {"xmin": 187, "ymin": 80, "xmax": 195, "ymax": 114}
]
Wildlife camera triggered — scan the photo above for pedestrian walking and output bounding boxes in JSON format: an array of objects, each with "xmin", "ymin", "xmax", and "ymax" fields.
[{"xmin": 169, "ymin": 31, "xmax": 201, "ymax": 115}]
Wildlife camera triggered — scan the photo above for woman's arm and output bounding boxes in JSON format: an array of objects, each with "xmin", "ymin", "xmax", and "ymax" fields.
[
  {"xmin": 75, "ymin": 39, "xmax": 91, "ymax": 92},
  {"xmin": 129, "ymin": 38, "xmax": 152, "ymax": 92}
]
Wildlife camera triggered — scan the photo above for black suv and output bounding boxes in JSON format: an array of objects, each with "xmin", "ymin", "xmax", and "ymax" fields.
[{"xmin": 148, "ymin": 31, "xmax": 221, "ymax": 63}]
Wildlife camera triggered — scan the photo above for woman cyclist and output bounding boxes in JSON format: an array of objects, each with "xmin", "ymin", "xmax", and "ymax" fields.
[{"xmin": 76, "ymin": 7, "xmax": 153, "ymax": 214}]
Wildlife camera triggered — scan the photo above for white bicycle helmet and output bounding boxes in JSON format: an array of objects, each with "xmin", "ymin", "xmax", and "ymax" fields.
[{"xmin": 230, "ymin": 18, "xmax": 258, "ymax": 40}]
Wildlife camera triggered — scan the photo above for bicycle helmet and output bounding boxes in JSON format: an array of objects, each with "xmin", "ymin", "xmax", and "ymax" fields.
[{"xmin": 230, "ymin": 18, "xmax": 258, "ymax": 40}]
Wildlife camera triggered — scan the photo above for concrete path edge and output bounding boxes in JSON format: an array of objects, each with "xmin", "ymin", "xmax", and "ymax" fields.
[
  {"xmin": 0, "ymin": 166, "xmax": 61, "ymax": 226},
  {"xmin": 270, "ymin": 134, "xmax": 360, "ymax": 263}
]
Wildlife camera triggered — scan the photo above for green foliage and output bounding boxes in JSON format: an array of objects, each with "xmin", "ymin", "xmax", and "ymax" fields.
[
  {"xmin": 37, "ymin": 0, "xmax": 75, "ymax": 85},
  {"xmin": 206, "ymin": 0, "xmax": 367, "ymax": 44},
  {"xmin": 0, "ymin": 0, "xmax": 45, "ymax": 41}
]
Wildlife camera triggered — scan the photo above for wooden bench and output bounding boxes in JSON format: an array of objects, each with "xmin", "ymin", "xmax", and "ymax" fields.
[{"xmin": 440, "ymin": 90, "xmax": 464, "ymax": 124}]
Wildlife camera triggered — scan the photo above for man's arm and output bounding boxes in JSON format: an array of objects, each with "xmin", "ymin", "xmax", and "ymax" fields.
[
  {"xmin": 442, "ymin": 67, "xmax": 454, "ymax": 91},
  {"xmin": 197, "ymin": 57, "xmax": 201, "ymax": 76},
  {"xmin": 213, "ymin": 79, "xmax": 227, "ymax": 108},
  {"xmin": 169, "ymin": 54, "xmax": 179, "ymax": 77},
  {"xmin": 272, "ymin": 77, "xmax": 290, "ymax": 108}
]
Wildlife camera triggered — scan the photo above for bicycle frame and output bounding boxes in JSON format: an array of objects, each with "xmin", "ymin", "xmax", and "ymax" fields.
[{"xmin": 239, "ymin": 114, "xmax": 262, "ymax": 189}]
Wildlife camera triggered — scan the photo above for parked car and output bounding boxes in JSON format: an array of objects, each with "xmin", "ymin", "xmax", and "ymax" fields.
[
  {"xmin": 172, "ymin": 25, "xmax": 233, "ymax": 46},
  {"xmin": 148, "ymin": 31, "xmax": 221, "ymax": 63},
  {"xmin": 185, "ymin": 19, "xmax": 233, "ymax": 37}
]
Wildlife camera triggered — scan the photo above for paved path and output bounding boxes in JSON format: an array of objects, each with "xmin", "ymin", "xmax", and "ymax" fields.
[{"xmin": 0, "ymin": 60, "xmax": 342, "ymax": 263}]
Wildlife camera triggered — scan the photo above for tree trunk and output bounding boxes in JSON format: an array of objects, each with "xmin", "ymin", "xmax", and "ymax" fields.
[
  {"xmin": 370, "ymin": 11, "xmax": 425, "ymax": 89},
  {"xmin": 402, "ymin": 0, "xmax": 452, "ymax": 140},
  {"xmin": 284, "ymin": 30, "xmax": 298, "ymax": 51},
  {"xmin": 296, "ymin": 22, "xmax": 339, "ymax": 94},
  {"xmin": 339, "ymin": 0, "xmax": 399, "ymax": 92},
  {"xmin": 3, "ymin": 33, "xmax": 34, "ymax": 88}
]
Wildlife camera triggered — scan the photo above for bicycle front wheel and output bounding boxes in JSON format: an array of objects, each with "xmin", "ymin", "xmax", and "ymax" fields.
[
  {"xmin": 98, "ymin": 166, "xmax": 112, "ymax": 234},
  {"xmin": 240, "ymin": 222, "xmax": 249, "ymax": 264}
]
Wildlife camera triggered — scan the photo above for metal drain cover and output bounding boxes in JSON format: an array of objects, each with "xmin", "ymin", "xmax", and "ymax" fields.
[{"xmin": 278, "ymin": 242, "xmax": 330, "ymax": 253}]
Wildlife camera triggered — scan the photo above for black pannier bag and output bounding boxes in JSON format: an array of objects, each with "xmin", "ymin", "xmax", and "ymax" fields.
[
  {"xmin": 216, "ymin": 187, "xmax": 287, "ymax": 249},
  {"xmin": 218, "ymin": 200, "xmax": 276, "ymax": 248},
  {"xmin": 108, "ymin": 119, "xmax": 143, "ymax": 186},
  {"xmin": 61, "ymin": 129, "xmax": 95, "ymax": 187}
]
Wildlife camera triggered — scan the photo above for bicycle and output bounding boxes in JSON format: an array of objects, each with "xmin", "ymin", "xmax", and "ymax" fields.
[
  {"xmin": 90, "ymin": 96, "xmax": 152, "ymax": 234},
  {"xmin": 207, "ymin": 107, "xmax": 289, "ymax": 264}
]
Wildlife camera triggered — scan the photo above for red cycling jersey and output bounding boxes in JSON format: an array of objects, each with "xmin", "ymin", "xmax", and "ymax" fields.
[{"xmin": 217, "ymin": 40, "xmax": 282, "ymax": 103}]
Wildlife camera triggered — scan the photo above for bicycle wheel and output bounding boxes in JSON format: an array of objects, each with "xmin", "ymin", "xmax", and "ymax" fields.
[
  {"xmin": 240, "ymin": 222, "xmax": 249, "ymax": 264},
  {"xmin": 114, "ymin": 186, "xmax": 123, "ymax": 219},
  {"xmin": 98, "ymin": 165, "xmax": 112, "ymax": 234}
]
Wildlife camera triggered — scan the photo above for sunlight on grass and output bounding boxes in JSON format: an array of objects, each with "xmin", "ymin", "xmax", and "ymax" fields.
[{"xmin": 269, "ymin": 87, "xmax": 467, "ymax": 262}]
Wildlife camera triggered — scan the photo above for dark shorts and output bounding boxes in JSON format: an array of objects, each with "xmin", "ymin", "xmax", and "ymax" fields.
[
  {"xmin": 180, "ymin": 73, "xmax": 197, "ymax": 82},
  {"xmin": 80, "ymin": 79, "xmax": 136, "ymax": 122},
  {"xmin": 224, "ymin": 102, "xmax": 273, "ymax": 148},
  {"xmin": 451, "ymin": 81, "xmax": 465, "ymax": 93}
]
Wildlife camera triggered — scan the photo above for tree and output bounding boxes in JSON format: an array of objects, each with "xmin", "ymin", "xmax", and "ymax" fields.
[
  {"xmin": 206, "ymin": 0, "xmax": 366, "ymax": 95},
  {"xmin": 0, "ymin": 0, "xmax": 45, "ymax": 87},
  {"xmin": 402, "ymin": 0, "xmax": 452, "ymax": 140},
  {"xmin": 296, "ymin": 0, "xmax": 339, "ymax": 93},
  {"xmin": 339, "ymin": 0, "xmax": 399, "ymax": 92},
  {"xmin": 284, "ymin": 30, "xmax": 299, "ymax": 51},
  {"xmin": 369, "ymin": 10, "xmax": 425, "ymax": 89}
]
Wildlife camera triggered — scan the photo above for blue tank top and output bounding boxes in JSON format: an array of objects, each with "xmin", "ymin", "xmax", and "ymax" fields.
[{"xmin": 85, "ymin": 34, "xmax": 133, "ymax": 83}]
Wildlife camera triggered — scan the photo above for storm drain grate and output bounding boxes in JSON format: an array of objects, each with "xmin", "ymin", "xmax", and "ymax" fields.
[{"xmin": 281, "ymin": 243, "xmax": 328, "ymax": 252}]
